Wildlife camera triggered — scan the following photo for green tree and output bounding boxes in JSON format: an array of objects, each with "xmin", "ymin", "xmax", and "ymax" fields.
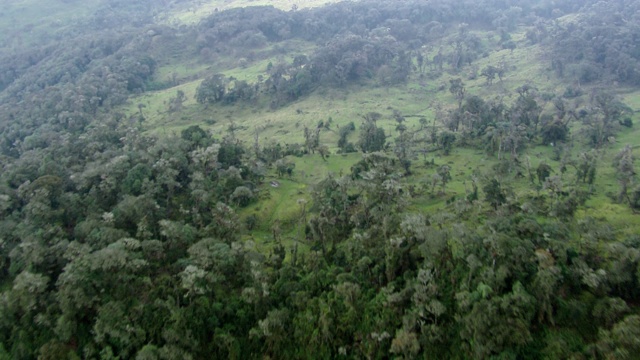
[
  {"xmin": 230, "ymin": 186, "xmax": 254, "ymax": 207},
  {"xmin": 457, "ymin": 282, "xmax": 535, "ymax": 358},
  {"xmin": 275, "ymin": 159, "xmax": 295, "ymax": 178},
  {"xmin": 358, "ymin": 113, "xmax": 386, "ymax": 153},
  {"xmin": 481, "ymin": 65, "xmax": 497, "ymax": 85},
  {"xmin": 181, "ymin": 125, "xmax": 211, "ymax": 150},
  {"xmin": 168, "ymin": 89, "xmax": 186, "ymax": 112},
  {"xmin": 614, "ymin": 145, "xmax": 635, "ymax": 205},
  {"xmin": 337, "ymin": 121, "xmax": 356, "ymax": 153},
  {"xmin": 483, "ymin": 178, "xmax": 507, "ymax": 209},
  {"xmin": 536, "ymin": 163, "xmax": 553, "ymax": 185},
  {"xmin": 437, "ymin": 165, "xmax": 451, "ymax": 194},
  {"xmin": 586, "ymin": 92, "xmax": 631, "ymax": 148},
  {"xmin": 439, "ymin": 131, "xmax": 456, "ymax": 155},
  {"xmin": 449, "ymin": 78, "xmax": 466, "ymax": 109},
  {"xmin": 196, "ymin": 74, "xmax": 228, "ymax": 104},
  {"xmin": 121, "ymin": 164, "xmax": 152, "ymax": 196}
]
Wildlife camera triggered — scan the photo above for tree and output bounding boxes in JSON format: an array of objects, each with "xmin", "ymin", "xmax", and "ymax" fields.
[
  {"xmin": 449, "ymin": 78, "xmax": 466, "ymax": 109},
  {"xmin": 577, "ymin": 151, "xmax": 598, "ymax": 185},
  {"xmin": 393, "ymin": 113, "xmax": 412, "ymax": 175},
  {"xmin": 513, "ymin": 86, "xmax": 541, "ymax": 130},
  {"xmin": 181, "ymin": 125, "xmax": 211, "ymax": 150},
  {"xmin": 303, "ymin": 125, "xmax": 320, "ymax": 154},
  {"xmin": 317, "ymin": 145, "xmax": 330, "ymax": 161},
  {"xmin": 437, "ymin": 165, "xmax": 451, "ymax": 194},
  {"xmin": 93, "ymin": 301, "xmax": 146, "ymax": 358},
  {"xmin": 168, "ymin": 89, "xmax": 186, "ymax": 112},
  {"xmin": 541, "ymin": 120, "xmax": 568, "ymax": 145},
  {"xmin": 275, "ymin": 159, "xmax": 295, "ymax": 178},
  {"xmin": 483, "ymin": 178, "xmax": 507, "ymax": 209},
  {"xmin": 358, "ymin": 113, "xmax": 386, "ymax": 153},
  {"xmin": 337, "ymin": 121, "xmax": 356, "ymax": 153},
  {"xmin": 457, "ymin": 282, "xmax": 535, "ymax": 358},
  {"xmin": 390, "ymin": 329, "xmax": 420, "ymax": 359},
  {"xmin": 481, "ymin": 65, "xmax": 497, "ymax": 85},
  {"xmin": 593, "ymin": 315, "xmax": 640, "ymax": 359},
  {"xmin": 196, "ymin": 74, "xmax": 228, "ymax": 104},
  {"xmin": 586, "ymin": 92, "xmax": 632, "ymax": 148},
  {"xmin": 614, "ymin": 145, "xmax": 636, "ymax": 206},
  {"xmin": 536, "ymin": 163, "xmax": 553, "ymax": 185},
  {"xmin": 230, "ymin": 186, "xmax": 254, "ymax": 207},
  {"xmin": 631, "ymin": 185, "xmax": 640, "ymax": 211},
  {"xmin": 439, "ymin": 131, "xmax": 456, "ymax": 155}
]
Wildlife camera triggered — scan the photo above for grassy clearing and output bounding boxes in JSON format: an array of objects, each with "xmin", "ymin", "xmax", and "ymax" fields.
[
  {"xmin": 576, "ymin": 93, "xmax": 640, "ymax": 235},
  {"xmin": 125, "ymin": 79, "xmax": 203, "ymax": 129},
  {"xmin": 241, "ymin": 153, "xmax": 361, "ymax": 229},
  {"xmin": 238, "ymin": 152, "xmax": 362, "ymax": 254},
  {"xmin": 129, "ymin": 39, "xmax": 316, "ymax": 131},
  {"xmin": 154, "ymin": 63, "xmax": 212, "ymax": 84},
  {"xmin": 128, "ymin": 23, "xmax": 640, "ymax": 250}
]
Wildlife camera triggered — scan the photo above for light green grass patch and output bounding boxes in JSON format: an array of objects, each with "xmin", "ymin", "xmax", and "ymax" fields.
[
  {"xmin": 238, "ymin": 152, "xmax": 361, "ymax": 255},
  {"xmin": 154, "ymin": 63, "xmax": 212, "ymax": 84}
]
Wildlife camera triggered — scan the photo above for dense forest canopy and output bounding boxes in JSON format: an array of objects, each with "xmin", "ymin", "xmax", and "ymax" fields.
[{"xmin": 0, "ymin": 0, "xmax": 640, "ymax": 359}]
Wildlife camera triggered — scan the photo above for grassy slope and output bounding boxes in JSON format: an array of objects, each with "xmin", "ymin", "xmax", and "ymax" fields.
[
  {"xmin": 124, "ymin": 21, "xmax": 640, "ymax": 252},
  {"xmin": 3, "ymin": 0, "xmax": 638, "ymax": 251}
]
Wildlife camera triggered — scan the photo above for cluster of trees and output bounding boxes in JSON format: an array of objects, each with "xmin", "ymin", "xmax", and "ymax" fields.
[
  {"xmin": 0, "ymin": 119, "xmax": 271, "ymax": 358},
  {"xmin": 196, "ymin": 74, "xmax": 259, "ymax": 106},
  {"xmin": 192, "ymin": 0, "xmax": 613, "ymax": 108},
  {"xmin": 3, "ymin": 109, "xmax": 639, "ymax": 358},
  {"xmin": 549, "ymin": 1, "xmax": 640, "ymax": 85},
  {"xmin": 297, "ymin": 153, "xmax": 640, "ymax": 359},
  {"xmin": 0, "ymin": 30, "xmax": 158, "ymax": 158},
  {"xmin": 0, "ymin": 0, "xmax": 639, "ymax": 358}
]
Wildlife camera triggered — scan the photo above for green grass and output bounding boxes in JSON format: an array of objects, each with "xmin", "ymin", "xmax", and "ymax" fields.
[
  {"xmin": 122, "ymin": 22, "xmax": 640, "ymax": 252},
  {"xmin": 237, "ymin": 152, "xmax": 362, "ymax": 254},
  {"xmin": 6, "ymin": 0, "xmax": 638, "ymax": 269},
  {"xmin": 154, "ymin": 63, "xmax": 212, "ymax": 85},
  {"xmin": 576, "ymin": 98, "xmax": 640, "ymax": 236},
  {"xmin": 241, "ymin": 153, "xmax": 361, "ymax": 228}
]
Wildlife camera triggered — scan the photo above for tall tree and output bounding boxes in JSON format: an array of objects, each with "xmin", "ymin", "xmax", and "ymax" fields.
[
  {"xmin": 358, "ymin": 113, "xmax": 386, "ymax": 153},
  {"xmin": 614, "ymin": 145, "xmax": 636, "ymax": 206}
]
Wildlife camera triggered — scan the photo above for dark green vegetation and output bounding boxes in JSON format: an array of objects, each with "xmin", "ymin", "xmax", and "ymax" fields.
[{"xmin": 1, "ymin": 0, "xmax": 640, "ymax": 358}]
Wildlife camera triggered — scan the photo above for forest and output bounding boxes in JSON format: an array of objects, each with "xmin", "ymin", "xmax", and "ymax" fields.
[{"xmin": 0, "ymin": 0, "xmax": 640, "ymax": 358}]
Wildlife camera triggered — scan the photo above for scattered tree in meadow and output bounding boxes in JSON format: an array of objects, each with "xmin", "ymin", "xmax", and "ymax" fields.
[
  {"xmin": 449, "ymin": 78, "xmax": 466, "ymax": 109},
  {"xmin": 614, "ymin": 145, "xmax": 636, "ymax": 206},
  {"xmin": 437, "ymin": 165, "xmax": 451, "ymax": 194},
  {"xmin": 358, "ymin": 112, "xmax": 386, "ymax": 153},
  {"xmin": 483, "ymin": 178, "xmax": 507, "ymax": 209}
]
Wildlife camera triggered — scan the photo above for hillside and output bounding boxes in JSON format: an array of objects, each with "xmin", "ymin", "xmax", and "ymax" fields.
[{"xmin": 1, "ymin": 0, "xmax": 640, "ymax": 359}]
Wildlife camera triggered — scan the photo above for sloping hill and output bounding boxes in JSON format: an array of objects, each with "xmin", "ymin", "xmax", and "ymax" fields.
[{"xmin": 1, "ymin": 1, "xmax": 640, "ymax": 359}]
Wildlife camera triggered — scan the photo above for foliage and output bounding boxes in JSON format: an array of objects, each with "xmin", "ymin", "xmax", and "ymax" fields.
[
  {"xmin": 358, "ymin": 113, "xmax": 387, "ymax": 153},
  {"xmin": 0, "ymin": 0, "xmax": 640, "ymax": 359}
]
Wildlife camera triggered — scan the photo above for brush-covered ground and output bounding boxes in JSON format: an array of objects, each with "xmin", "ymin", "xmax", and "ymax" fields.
[
  {"xmin": 3, "ymin": 1, "xmax": 640, "ymax": 358},
  {"xmin": 122, "ymin": 24, "xmax": 640, "ymax": 254}
]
